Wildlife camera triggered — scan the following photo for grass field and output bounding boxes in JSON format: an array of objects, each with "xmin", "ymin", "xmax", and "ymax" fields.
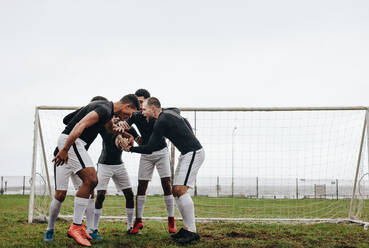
[{"xmin": 2, "ymin": 195, "xmax": 369, "ymax": 247}]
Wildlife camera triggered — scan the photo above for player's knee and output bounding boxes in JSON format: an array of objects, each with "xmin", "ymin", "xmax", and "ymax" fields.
[
  {"xmin": 91, "ymin": 177, "xmax": 98, "ymax": 189},
  {"xmin": 123, "ymin": 188, "xmax": 134, "ymax": 201},
  {"xmin": 54, "ymin": 191, "xmax": 67, "ymax": 202},
  {"xmin": 137, "ymin": 181, "xmax": 148, "ymax": 195},
  {"xmin": 86, "ymin": 176, "xmax": 98, "ymax": 190},
  {"xmin": 161, "ymin": 181, "xmax": 172, "ymax": 195},
  {"xmin": 96, "ymin": 192, "xmax": 105, "ymax": 203}
]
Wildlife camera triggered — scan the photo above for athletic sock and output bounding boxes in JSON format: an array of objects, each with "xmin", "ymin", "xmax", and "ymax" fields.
[
  {"xmin": 93, "ymin": 208, "xmax": 102, "ymax": 231},
  {"xmin": 164, "ymin": 195, "xmax": 175, "ymax": 217},
  {"xmin": 85, "ymin": 198, "xmax": 95, "ymax": 233},
  {"xmin": 47, "ymin": 198, "xmax": 62, "ymax": 230},
  {"xmin": 175, "ymin": 193, "xmax": 196, "ymax": 233},
  {"xmin": 73, "ymin": 197, "xmax": 89, "ymax": 225},
  {"xmin": 136, "ymin": 195, "xmax": 146, "ymax": 218},
  {"xmin": 126, "ymin": 208, "xmax": 134, "ymax": 229}
]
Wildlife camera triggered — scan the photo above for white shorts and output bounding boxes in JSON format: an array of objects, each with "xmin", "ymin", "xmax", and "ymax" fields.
[
  {"xmin": 54, "ymin": 165, "xmax": 82, "ymax": 191},
  {"xmin": 96, "ymin": 163, "xmax": 132, "ymax": 191},
  {"xmin": 54, "ymin": 134, "xmax": 94, "ymax": 191},
  {"xmin": 173, "ymin": 148, "xmax": 205, "ymax": 189},
  {"xmin": 138, "ymin": 147, "xmax": 171, "ymax": 180}
]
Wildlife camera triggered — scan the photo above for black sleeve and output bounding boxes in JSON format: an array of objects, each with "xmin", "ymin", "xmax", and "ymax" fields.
[
  {"xmin": 94, "ymin": 106, "xmax": 110, "ymax": 123},
  {"xmin": 184, "ymin": 118, "xmax": 194, "ymax": 134},
  {"xmin": 126, "ymin": 127, "xmax": 139, "ymax": 138},
  {"xmin": 129, "ymin": 121, "xmax": 165, "ymax": 154},
  {"xmin": 63, "ymin": 109, "xmax": 80, "ymax": 125}
]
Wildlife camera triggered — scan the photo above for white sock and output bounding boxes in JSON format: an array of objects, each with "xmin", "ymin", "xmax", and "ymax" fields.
[
  {"xmin": 73, "ymin": 197, "xmax": 89, "ymax": 225},
  {"xmin": 164, "ymin": 195, "xmax": 175, "ymax": 217},
  {"xmin": 47, "ymin": 198, "xmax": 62, "ymax": 230},
  {"xmin": 175, "ymin": 193, "xmax": 196, "ymax": 233},
  {"xmin": 126, "ymin": 208, "xmax": 134, "ymax": 229},
  {"xmin": 136, "ymin": 195, "xmax": 146, "ymax": 218},
  {"xmin": 93, "ymin": 208, "xmax": 102, "ymax": 230},
  {"xmin": 174, "ymin": 196, "xmax": 183, "ymax": 217},
  {"xmin": 85, "ymin": 198, "xmax": 95, "ymax": 233}
]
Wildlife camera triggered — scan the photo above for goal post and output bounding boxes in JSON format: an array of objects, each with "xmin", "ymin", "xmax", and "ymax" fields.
[{"xmin": 28, "ymin": 106, "xmax": 369, "ymax": 225}]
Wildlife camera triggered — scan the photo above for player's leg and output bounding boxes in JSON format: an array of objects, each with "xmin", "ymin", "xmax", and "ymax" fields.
[
  {"xmin": 156, "ymin": 148, "xmax": 176, "ymax": 233},
  {"xmin": 71, "ymin": 174, "xmax": 94, "ymax": 236},
  {"xmin": 44, "ymin": 164, "xmax": 71, "ymax": 242},
  {"xmin": 172, "ymin": 149, "xmax": 205, "ymax": 244},
  {"xmin": 111, "ymin": 163, "xmax": 134, "ymax": 232},
  {"xmin": 64, "ymin": 137, "xmax": 96, "ymax": 247},
  {"xmin": 130, "ymin": 180, "xmax": 148, "ymax": 234},
  {"xmin": 130, "ymin": 154, "xmax": 154, "ymax": 234},
  {"xmin": 122, "ymin": 188, "xmax": 134, "ymax": 232},
  {"xmin": 90, "ymin": 163, "xmax": 112, "ymax": 240}
]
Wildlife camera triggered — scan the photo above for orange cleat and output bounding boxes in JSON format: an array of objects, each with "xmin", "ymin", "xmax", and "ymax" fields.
[
  {"xmin": 81, "ymin": 222, "xmax": 93, "ymax": 240},
  {"xmin": 129, "ymin": 218, "xmax": 143, "ymax": 234},
  {"xmin": 67, "ymin": 223, "xmax": 91, "ymax": 247},
  {"xmin": 168, "ymin": 217, "xmax": 177, "ymax": 233}
]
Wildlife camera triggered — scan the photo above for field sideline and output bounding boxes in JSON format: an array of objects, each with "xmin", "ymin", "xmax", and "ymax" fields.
[{"xmin": 2, "ymin": 195, "xmax": 369, "ymax": 247}]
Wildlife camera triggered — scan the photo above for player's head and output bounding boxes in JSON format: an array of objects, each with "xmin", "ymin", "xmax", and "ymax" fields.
[
  {"xmin": 115, "ymin": 94, "xmax": 140, "ymax": 119},
  {"xmin": 142, "ymin": 97, "xmax": 161, "ymax": 119},
  {"xmin": 135, "ymin": 89, "xmax": 151, "ymax": 111},
  {"xmin": 90, "ymin": 96, "xmax": 108, "ymax": 102}
]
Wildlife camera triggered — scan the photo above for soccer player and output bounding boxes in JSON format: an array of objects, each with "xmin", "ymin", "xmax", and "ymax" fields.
[
  {"xmin": 123, "ymin": 89, "xmax": 176, "ymax": 235},
  {"xmin": 90, "ymin": 116, "xmax": 136, "ymax": 239},
  {"xmin": 52, "ymin": 94, "xmax": 139, "ymax": 247},
  {"xmin": 121, "ymin": 97, "xmax": 205, "ymax": 245},
  {"xmin": 43, "ymin": 96, "xmax": 107, "ymax": 243}
]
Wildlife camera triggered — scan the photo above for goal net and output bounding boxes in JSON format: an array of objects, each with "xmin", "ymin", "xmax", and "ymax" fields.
[{"xmin": 28, "ymin": 106, "xmax": 369, "ymax": 225}]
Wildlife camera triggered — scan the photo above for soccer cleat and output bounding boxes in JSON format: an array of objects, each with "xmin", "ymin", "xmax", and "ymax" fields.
[
  {"xmin": 171, "ymin": 228, "xmax": 187, "ymax": 240},
  {"xmin": 129, "ymin": 218, "xmax": 143, "ymax": 234},
  {"xmin": 67, "ymin": 223, "xmax": 91, "ymax": 247},
  {"xmin": 176, "ymin": 229, "xmax": 200, "ymax": 245},
  {"xmin": 168, "ymin": 217, "xmax": 177, "ymax": 233},
  {"xmin": 81, "ymin": 222, "xmax": 93, "ymax": 240},
  {"xmin": 43, "ymin": 229, "xmax": 54, "ymax": 242},
  {"xmin": 89, "ymin": 229, "xmax": 103, "ymax": 240},
  {"xmin": 126, "ymin": 227, "xmax": 133, "ymax": 234}
]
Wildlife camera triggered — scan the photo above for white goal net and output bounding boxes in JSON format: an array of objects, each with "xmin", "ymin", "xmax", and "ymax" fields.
[{"xmin": 28, "ymin": 106, "xmax": 369, "ymax": 225}]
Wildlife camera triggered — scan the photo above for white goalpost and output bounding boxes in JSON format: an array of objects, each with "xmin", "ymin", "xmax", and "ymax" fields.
[{"xmin": 28, "ymin": 106, "xmax": 369, "ymax": 226}]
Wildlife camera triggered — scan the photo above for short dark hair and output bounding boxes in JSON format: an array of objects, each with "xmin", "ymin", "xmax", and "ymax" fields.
[
  {"xmin": 146, "ymin": 97, "xmax": 161, "ymax": 108},
  {"xmin": 120, "ymin": 94, "xmax": 140, "ymax": 110},
  {"xmin": 135, "ymin": 89, "xmax": 150, "ymax": 99},
  {"xmin": 90, "ymin": 96, "xmax": 108, "ymax": 102}
]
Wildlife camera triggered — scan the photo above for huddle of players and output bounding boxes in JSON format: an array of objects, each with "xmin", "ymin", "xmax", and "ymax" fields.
[{"xmin": 43, "ymin": 89, "xmax": 205, "ymax": 246}]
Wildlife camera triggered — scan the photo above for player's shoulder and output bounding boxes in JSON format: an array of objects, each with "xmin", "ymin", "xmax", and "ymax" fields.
[
  {"xmin": 162, "ymin": 108, "xmax": 182, "ymax": 120},
  {"xmin": 163, "ymin": 107, "xmax": 181, "ymax": 115}
]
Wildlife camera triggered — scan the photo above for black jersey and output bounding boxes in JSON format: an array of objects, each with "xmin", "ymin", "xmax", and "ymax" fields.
[
  {"xmin": 98, "ymin": 128, "xmax": 123, "ymax": 165},
  {"xmin": 63, "ymin": 108, "xmax": 82, "ymax": 125},
  {"xmin": 62, "ymin": 100, "xmax": 114, "ymax": 148},
  {"xmin": 126, "ymin": 111, "xmax": 167, "ymax": 151},
  {"xmin": 130, "ymin": 109, "xmax": 202, "ymax": 155}
]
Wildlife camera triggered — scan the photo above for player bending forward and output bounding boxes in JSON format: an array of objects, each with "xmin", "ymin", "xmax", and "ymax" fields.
[
  {"xmin": 121, "ymin": 97, "xmax": 205, "ymax": 245},
  {"xmin": 52, "ymin": 94, "xmax": 139, "ymax": 247},
  {"xmin": 43, "ymin": 96, "xmax": 107, "ymax": 242}
]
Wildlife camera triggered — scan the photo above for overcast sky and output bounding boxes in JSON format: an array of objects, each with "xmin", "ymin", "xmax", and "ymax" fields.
[{"xmin": 1, "ymin": 0, "xmax": 369, "ymax": 176}]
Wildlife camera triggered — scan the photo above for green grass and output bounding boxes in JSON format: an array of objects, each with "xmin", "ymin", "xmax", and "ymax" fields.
[
  {"xmin": 36, "ymin": 194, "xmax": 366, "ymax": 219},
  {"xmin": 2, "ymin": 195, "xmax": 369, "ymax": 247}
]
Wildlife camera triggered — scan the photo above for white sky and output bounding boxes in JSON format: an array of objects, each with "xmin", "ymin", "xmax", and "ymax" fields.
[{"xmin": 1, "ymin": 0, "xmax": 369, "ymax": 176}]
